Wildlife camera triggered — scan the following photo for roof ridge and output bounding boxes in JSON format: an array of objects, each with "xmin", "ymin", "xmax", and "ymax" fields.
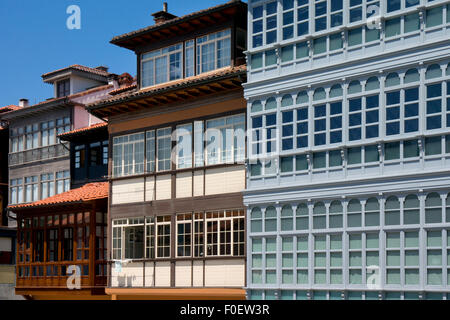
[{"xmin": 42, "ymin": 64, "xmax": 111, "ymax": 78}]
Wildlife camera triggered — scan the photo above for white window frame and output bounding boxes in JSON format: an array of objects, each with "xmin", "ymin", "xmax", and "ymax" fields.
[
  {"xmin": 196, "ymin": 29, "xmax": 231, "ymax": 74},
  {"xmin": 141, "ymin": 43, "xmax": 183, "ymax": 88}
]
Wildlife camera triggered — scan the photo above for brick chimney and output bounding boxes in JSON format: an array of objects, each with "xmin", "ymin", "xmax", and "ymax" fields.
[{"xmin": 152, "ymin": 2, "xmax": 177, "ymax": 25}]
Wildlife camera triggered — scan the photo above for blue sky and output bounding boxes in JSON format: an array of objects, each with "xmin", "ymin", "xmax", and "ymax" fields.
[{"xmin": 0, "ymin": 0, "xmax": 236, "ymax": 106}]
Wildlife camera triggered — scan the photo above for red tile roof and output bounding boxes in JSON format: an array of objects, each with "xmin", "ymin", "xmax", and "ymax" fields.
[
  {"xmin": 9, "ymin": 182, "xmax": 108, "ymax": 210},
  {"xmin": 58, "ymin": 122, "xmax": 108, "ymax": 138},
  {"xmin": 0, "ymin": 105, "xmax": 21, "ymax": 113},
  {"xmin": 109, "ymin": 84, "xmax": 138, "ymax": 96},
  {"xmin": 42, "ymin": 64, "xmax": 111, "ymax": 78},
  {"xmin": 88, "ymin": 65, "xmax": 246, "ymax": 110}
]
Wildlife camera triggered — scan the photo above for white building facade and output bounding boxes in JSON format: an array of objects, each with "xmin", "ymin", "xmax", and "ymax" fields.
[{"xmin": 244, "ymin": 0, "xmax": 450, "ymax": 299}]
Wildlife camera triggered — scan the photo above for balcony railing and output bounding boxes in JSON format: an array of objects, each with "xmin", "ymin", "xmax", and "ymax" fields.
[{"xmin": 9, "ymin": 143, "xmax": 69, "ymax": 166}]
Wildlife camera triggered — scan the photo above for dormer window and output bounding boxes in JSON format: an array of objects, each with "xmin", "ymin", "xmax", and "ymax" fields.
[
  {"xmin": 140, "ymin": 29, "xmax": 231, "ymax": 89},
  {"xmin": 57, "ymin": 79, "xmax": 70, "ymax": 97}
]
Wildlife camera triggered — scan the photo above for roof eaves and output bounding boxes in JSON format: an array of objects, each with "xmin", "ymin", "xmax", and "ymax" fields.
[
  {"xmin": 110, "ymin": 1, "xmax": 245, "ymax": 47},
  {"xmin": 9, "ymin": 200, "xmax": 86, "ymax": 211},
  {"xmin": 0, "ymin": 97, "xmax": 76, "ymax": 120},
  {"xmin": 42, "ymin": 65, "xmax": 110, "ymax": 80},
  {"xmin": 87, "ymin": 66, "xmax": 246, "ymax": 112},
  {"xmin": 58, "ymin": 122, "xmax": 108, "ymax": 141}
]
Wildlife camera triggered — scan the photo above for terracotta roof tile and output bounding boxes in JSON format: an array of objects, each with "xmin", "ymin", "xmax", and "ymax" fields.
[
  {"xmin": 58, "ymin": 122, "xmax": 108, "ymax": 138},
  {"xmin": 9, "ymin": 182, "xmax": 108, "ymax": 210},
  {"xmin": 88, "ymin": 65, "xmax": 246, "ymax": 110},
  {"xmin": 0, "ymin": 105, "xmax": 21, "ymax": 113},
  {"xmin": 109, "ymin": 84, "xmax": 138, "ymax": 96},
  {"xmin": 42, "ymin": 64, "xmax": 111, "ymax": 78}
]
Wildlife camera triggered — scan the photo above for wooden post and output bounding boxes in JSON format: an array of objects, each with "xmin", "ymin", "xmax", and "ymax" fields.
[{"xmin": 89, "ymin": 204, "xmax": 96, "ymax": 288}]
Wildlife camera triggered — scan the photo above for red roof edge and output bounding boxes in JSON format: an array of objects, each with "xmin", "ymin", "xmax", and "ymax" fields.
[{"xmin": 8, "ymin": 182, "xmax": 108, "ymax": 210}]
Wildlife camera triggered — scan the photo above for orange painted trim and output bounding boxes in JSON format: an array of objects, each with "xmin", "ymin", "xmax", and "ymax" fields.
[
  {"xmin": 105, "ymin": 288, "xmax": 246, "ymax": 300},
  {"xmin": 15, "ymin": 289, "xmax": 110, "ymax": 300}
]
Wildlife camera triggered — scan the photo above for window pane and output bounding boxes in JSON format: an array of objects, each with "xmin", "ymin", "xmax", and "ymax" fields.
[
  {"xmin": 405, "ymin": 13, "xmax": 420, "ymax": 33},
  {"xmin": 348, "ymin": 28, "xmax": 362, "ymax": 47},
  {"xmin": 385, "ymin": 18, "xmax": 401, "ymax": 38},
  {"xmin": 425, "ymin": 136, "xmax": 442, "ymax": 156},
  {"xmin": 426, "ymin": 7, "xmax": 443, "ymax": 28}
]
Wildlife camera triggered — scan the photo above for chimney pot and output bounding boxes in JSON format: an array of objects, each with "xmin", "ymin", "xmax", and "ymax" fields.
[
  {"xmin": 19, "ymin": 99, "xmax": 29, "ymax": 108},
  {"xmin": 152, "ymin": 2, "xmax": 177, "ymax": 25}
]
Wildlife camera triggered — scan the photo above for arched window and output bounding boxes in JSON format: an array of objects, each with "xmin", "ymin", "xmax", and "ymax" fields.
[
  {"xmin": 313, "ymin": 88, "xmax": 326, "ymax": 101},
  {"xmin": 313, "ymin": 202, "xmax": 326, "ymax": 229},
  {"xmin": 385, "ymin": 196, "xmax": 400, "ymax": 225},
  {"xmin": 281, "ymin": 94, "xmax": 293, "ymax": 108},
  {"xmin": 348, "ymin": 80, "xmax": 362, "ymax": 94},
  {"xmin": 365, "ymin": 77, "xmax": 380, "ymax": 91},
  {"xmin": 446, "ymin": 63, "xmax": 450, "ymax": 76},
  {"xmin": 330, "ymin": 84, "xmax": 343, "ymax": 98},
  {"xmin": 347, "ymin": 199, "xmax": 362, "ymax": 227},
  {"xmin": 296, "ymin": 203, "xmax": 309, "ymax": 230},
  {"xmin": 404, "ymin": 195, "xmax": 420, "ymax": 224},
  {"xmin": 425, "ymin": 193, "xmax": 442, "ymax": 223},
  {"xmin": 265, "ymin": 206, "xmax": 277, "ymax": 232},
  {"xmin": 425, "ymin": 64, "xmax": 442, "ymax": 80},
  {"xmin": 250, "ymin": 207, "xmax": 262, "ymax": 232},
  {"xmin": 251, "ymin": 100, "xmax": 262, "ymax": 113},
  {"xmin": 265, "ymin": 97, "xmax": 277, "ymax": 110},
  {"xmin": 404, "ymin": 68, "xmax": 420, "ymax": 84},
  {"xmin": 385, "ymin": 72, "xmax": 400, "ymax": 87},
  {"xmin": 281, "ymin": 205, "xmax": 293, "ymax": 231},
  {"xmin": 329, "ymin": 200, "xmax": 343, "ymax": 228},
  {"xmin": 296, "ymin": 91, "xmax": 308, "ymax": 104},
  {"xmin": 365, "ymin": 197, "xmax": 379, "ymax": 226}
]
